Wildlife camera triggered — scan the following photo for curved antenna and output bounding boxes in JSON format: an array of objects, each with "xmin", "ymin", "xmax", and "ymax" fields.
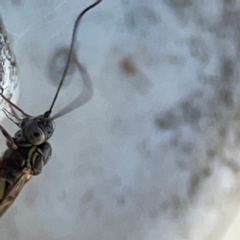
[
  {"xmin": 52, "ymin": 57, "xmax": 93, "ymax": 120},
  {"xmin": 44, "ymin": 0, "xmax": 102, "ymax": 118}
]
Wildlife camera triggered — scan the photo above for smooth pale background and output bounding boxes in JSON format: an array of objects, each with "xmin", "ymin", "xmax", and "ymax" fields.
[{"xmin": 0, "ymin": 0, "xmax": 240, "ymax": 239}]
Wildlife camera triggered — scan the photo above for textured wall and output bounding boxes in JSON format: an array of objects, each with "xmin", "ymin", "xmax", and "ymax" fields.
[{"xmin": 0, "ymin": 0, "xmax": 239, "ymax": 239}]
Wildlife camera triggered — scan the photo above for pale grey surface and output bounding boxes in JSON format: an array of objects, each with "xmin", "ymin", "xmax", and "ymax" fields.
[{"xmin": 0, "ymin": 0, "xmax": 240, "ymax": 240}]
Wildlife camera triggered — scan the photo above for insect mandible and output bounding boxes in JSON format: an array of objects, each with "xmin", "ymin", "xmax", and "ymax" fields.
[{"xmin": 0, "ymin": 0, "xmax": 102, "ymax": 217}]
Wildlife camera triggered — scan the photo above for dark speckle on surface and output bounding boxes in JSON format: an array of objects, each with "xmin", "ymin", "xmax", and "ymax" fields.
[{"xmin": 120, "ymin": 57, "xmax": 137, "ymax": 76}]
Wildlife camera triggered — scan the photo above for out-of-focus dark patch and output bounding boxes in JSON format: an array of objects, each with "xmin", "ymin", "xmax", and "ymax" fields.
[
  {"xmin": 119, "ymin": 55, "xmax": 153, "ymax": 94},
  {"xmin": 124, "ymin": 5, "xmax": 160, "ymax": 31},
  {"xmin": 116, "ymin": 195, "xmax": 126, "ymax": 206},
  {"xmin": 121, "ymin": 0, "xmax": 128, "ymax": 5},
  {"xmin": 172, "ymin": 195, "xmax": 181, "ymax": 211},
  {"xmin": 182, "ymin": 101, "xmax": 201, "ymax": 123},
  {"xmin": 11, "ymin": 0, "xmax": 21, "ymax": 4},
  {"xmin": 120, "ymin": 57, "xmax": 137, "ymax": 76},
  {"xmin": 188, "ymin": 168, "xmax": 211, "ymax": 198},
  {"xmin": 189, "ymin": 38, "xmax": 209, "ymax": 63},
  {"xmin": 170, "ymin": 135, "xmax": 179, "ymax": 147},
  {"xmin": 224, "ymin": 0, "xmax": 234, "ymax": 3},
  {"xmin": 155, "ymin": 91, "xmax": 205, "ymax": 133},
  {"xmin": 48, "ymin": 47, "xmax": 76, "ymax": 87},
  {"xmin": 224, "ymin": 159, "xmax": 240, "ymax": 174},
  {"xmin": 188, "ymin": 173, "xmax": 200, "ymax": 198},
  {"xmin": 165, "ymin": 54, "xmax": 182, "ymax": 64},
  {"xmin": 235, "ymin": 129, "xmax": 240, "ymax": 143},
  {"xmin": 177, "ymin": 160, "xmax": 187, "ymax": 170},
  {"xmin": 155, "ymin": 112, "xmax": 177, "ymax": 130},
  {"xmin": 81, "ymin": 189, "xmax": 94, "ymax": 204},
  {"xmin": 218, "ymin": 126, "xmax": 227, "ymax": 139},
  {"xmin": 181, "ymin": 142, "xmax": 194, "ymax": 154},
  {"xmin": 218, "ymin": 88, "xmax": 233, "ymax": 107},
  {"xmin": 160, "ymin": 200, "xmax": 169, "ymax": 212},
  {"xmin": 206, "ymin": 148, "xmax": 216, "ymax": 158},
  {"xmin": 203, "ymin": 167, "xmax": 211, "ymax": 177},
  {"xmin": 215, "ymin": 58, "xmax": 235, "ymax": 111},
  {"xmin": 148, "ymin": 208, "xmax": 159, "ymax": 219},
  {"xmin": 136, "ymin": 139, "xmax": 152, "ymax": 158},
  {"xmin": 171, "ymin": 195, "xmax": 182, "ymax": 217},
  {"xmin": 221, "ymin": 58, "xmax": 233, "ymax": 82},
  {"xmin": 152, "ymin": 194, "xmax": 185, "ymax": 218},
  {"xmin": 164, "ymin": 0, "xmax": 192, "ymax": 7}
]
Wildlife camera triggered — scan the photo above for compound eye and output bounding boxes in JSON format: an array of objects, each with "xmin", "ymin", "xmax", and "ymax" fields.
[
  {"xmin": 44, "ymin": 120, "xmax": 55, "ymax": 140},
  {"xmin": 24, "ymin": 125, "xmax": 45, "ymax": 145}
]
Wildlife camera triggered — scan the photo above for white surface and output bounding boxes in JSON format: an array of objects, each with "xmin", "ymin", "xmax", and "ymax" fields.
[
  {"xmin": 0, "ymin": 0, "xmax": 240, "ymax": 240},
  {"xmin": 222, "ymin": 206, "xmax": 240, "ymax": 240},
  {"xmin": 0, "ymin": 17, "xmax": 19, "ymax": 121}
]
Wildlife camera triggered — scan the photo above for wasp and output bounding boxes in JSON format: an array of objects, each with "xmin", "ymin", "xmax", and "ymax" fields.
[{"xmin": 0, "ymin": 0, "xmax": 102, "ymax": 217}]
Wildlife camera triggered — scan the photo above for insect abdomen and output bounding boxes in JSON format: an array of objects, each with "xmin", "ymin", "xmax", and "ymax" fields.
[{"xmin": 1, "ymin": 148, "xmax": 25, "ymax": 182}]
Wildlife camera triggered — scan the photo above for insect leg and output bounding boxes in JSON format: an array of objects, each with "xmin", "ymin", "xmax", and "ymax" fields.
[
  {"xmin": 0, "ymin": 87, "xmax": 31, "ymax": 118},
  {"xmin": 0, "ymin": 125, "xmax": 17, "ymax": 149},
  {"xmin": 9, "ymin": 105, "xmax": 21, "ymax": 122},
  {"xmin": 2, "ymin": 108, "xmax": 21, "ymax": 127}
]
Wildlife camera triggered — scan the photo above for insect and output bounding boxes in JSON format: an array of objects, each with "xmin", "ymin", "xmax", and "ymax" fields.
[{"xmin": 0, "ymin": 0, "xmax": 102, "ymax": 216}]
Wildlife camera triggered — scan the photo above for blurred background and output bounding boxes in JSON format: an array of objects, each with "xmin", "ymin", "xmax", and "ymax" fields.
[{"xmin": 0, "ymin": 0, "xmax": 240, "ymax": 239}]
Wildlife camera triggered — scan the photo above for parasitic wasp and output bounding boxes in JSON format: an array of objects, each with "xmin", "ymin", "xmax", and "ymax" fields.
[{"xmin": 0, "ymin": 0, "xmax": 102, "ymax": 216}]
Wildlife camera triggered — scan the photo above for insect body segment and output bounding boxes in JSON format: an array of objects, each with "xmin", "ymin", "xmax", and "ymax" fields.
[
  {"xmin": 0, "ymin": 114, "xmax": 54, "ymax": 181},
  {"xmin": 0, "ymin": 0, "xmax": 102, "ymax": 216},
  {"xmin": 0, "ymin": 115, "xmax": 53, "ymax": 216},
  {"xmin": 2, "ymin": 134, "xmax": 52, "ymax": 180},
  {"xmin": 20, "ymin": 115, "xmax": 55, "ymax": 145}
]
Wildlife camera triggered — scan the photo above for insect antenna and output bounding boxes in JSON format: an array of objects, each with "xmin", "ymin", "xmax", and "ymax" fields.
[
  {"xmin": 2, "ymin": 108, "xmax": 20, "ymax": 126},
  {"xmin": 44, "ymin": 0, "xmax": 102, "ymax": 119},
  {"xmin": 52, "ymin": 56, "xmax": 92, "ymax": 120}
]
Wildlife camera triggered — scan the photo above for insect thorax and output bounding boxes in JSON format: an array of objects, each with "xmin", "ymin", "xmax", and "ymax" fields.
[{"xmin": 1, "ymin": 141, "xmax": 52, "ymax": 182}]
